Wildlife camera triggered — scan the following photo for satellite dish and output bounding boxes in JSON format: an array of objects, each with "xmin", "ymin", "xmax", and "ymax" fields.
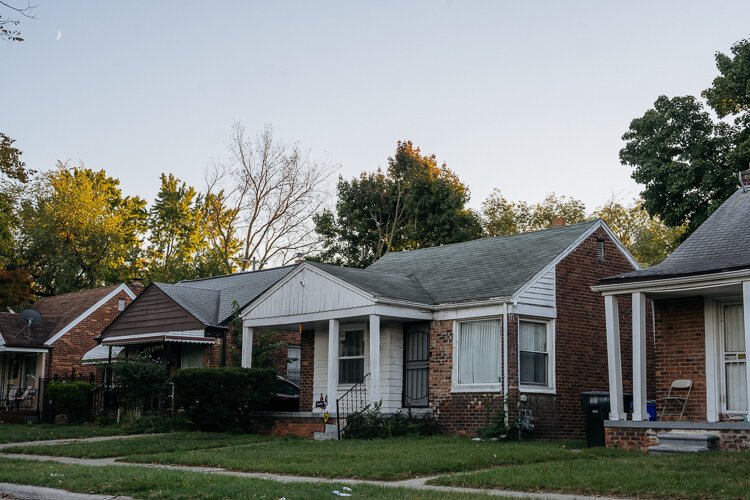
[{"xmin": 21, "ymin": 309, "xmax": 43, "ymax": 325}]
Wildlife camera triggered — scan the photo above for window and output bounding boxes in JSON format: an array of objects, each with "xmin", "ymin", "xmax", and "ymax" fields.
[
  {"xmin": 454, "ymin": 319, "xmax": 501, "ymax": 389},
  {"xmin": 519, "ymin": 320, "xmax": 552, "ymax": 389},
  {"xmin": 287, "ymin": 345, "xmax": 301, "ymax": 384},
  {"xmin": 339, "ymin": 329, "xmax": 364, "ymax": 384},
  {"xmin": 180, "ymin": 344, "xmax": 204, "ymax": 369}
]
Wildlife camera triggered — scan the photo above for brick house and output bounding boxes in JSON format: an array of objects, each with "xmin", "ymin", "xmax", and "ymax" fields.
[
  {"xmin": 594, "ymin": 173, "xmax": 750, "ymax": 451},
  {"xmin": 0, "ymin": 284, "xmax": 139, "ymax": 418},
  {"xmin": 95, "ymin": 268, "xmax": 301, "ymax": 380},
  {"xmin": 240, "ymin": 219, "xmax": 639, "ymax": 438}
]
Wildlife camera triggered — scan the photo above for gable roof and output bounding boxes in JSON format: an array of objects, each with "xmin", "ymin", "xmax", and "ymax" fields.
[
  {"xmin": 366, "ymin": 220, "xmax": 603, "ymax": 304},
  {"xmin": 306, "ymin": 262, "xmax": 434, "ymax": 304},
  {"xmin": 603, "ymin": 188, "xmax": 750, "ymax": 283}
]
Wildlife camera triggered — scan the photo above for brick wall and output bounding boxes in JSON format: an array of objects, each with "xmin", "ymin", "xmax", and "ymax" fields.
[
  {"xmin": 652, "ymin": 297, "xmax": 706, "ymax": 420},
  {"xmin": 47, "ymin": 289, "xmax": 135, "ymax": 379},
  {"xmin": 300, "ymin": 331, "xmax": 315, "ymax": 411},
  {"xmin": 426, "ymin": 228, "xmax": 639, "ymax": 439},
  {"xmin": 253, "ymin": 413, "xmax": 335, "ymax": 438}
]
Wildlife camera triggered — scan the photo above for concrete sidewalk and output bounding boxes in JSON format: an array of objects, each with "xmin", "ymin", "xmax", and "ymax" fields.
[{"xmin": 0, "ymin": 482, "xmax": 132, "ymax": 500}]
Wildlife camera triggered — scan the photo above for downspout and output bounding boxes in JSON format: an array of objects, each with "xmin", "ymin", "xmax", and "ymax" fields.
[{"xmin": 503, "ymin": 303, "xmax": 509, "ymax": 427}]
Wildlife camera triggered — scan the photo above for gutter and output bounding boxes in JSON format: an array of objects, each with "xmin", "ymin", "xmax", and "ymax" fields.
[{"xmin": 591, "ymin": 269, "xmax": 750, "ymax": 295}]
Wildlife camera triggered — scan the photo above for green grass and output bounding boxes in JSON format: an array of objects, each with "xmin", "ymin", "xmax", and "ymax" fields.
[
  {"xmin": 3, "ymin": 432, "xmax": 275, "ymax": 458},
  {"xmin": 429, "ymin": 447, "xmax": 750, "ymax": 499},
  {"xmin": 0, "ymin": 423, "xmax": 129, "ymax": 444},
  {"xmin": 0, "ymin": 457, "xmax": 493, "ymax": 499},
  {"xmin": 121, "ymin": 436, "xmax": 584, "ymax": 480}
]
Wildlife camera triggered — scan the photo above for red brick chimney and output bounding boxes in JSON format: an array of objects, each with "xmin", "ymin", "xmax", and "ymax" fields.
[{"xmin": 550, "ymin": 216, "xmax": 566, "ymax": 228}]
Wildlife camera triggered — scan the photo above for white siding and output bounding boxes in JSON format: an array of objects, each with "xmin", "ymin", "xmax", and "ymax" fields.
[
  {"xmin": 249, "ymin": 267, "xmax": 373, "ymax": 320},
  {"xmin": 312, "ymin": 323, "xmax": 404, "ymax": 413},
  {"xmin": 517, "ymin": 268, "xmax": 556, "ymax": 308}
]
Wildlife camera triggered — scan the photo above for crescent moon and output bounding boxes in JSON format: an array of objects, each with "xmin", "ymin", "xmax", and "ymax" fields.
[{"xmin": 56, "ymin": 30, "xmax": 62, "ymax": 41}]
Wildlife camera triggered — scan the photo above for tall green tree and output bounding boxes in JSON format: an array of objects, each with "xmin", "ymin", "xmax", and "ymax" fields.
[
  {"xmin": 314, "ymin": 141, "xmax": 482, "ymax": 267},
  {"xmin": 18, "ymin": 164, "xmax": 147, "ymax": 295},
  {"xmin": 594, "ymin": 198, "xmax": 685, "ymax": 267},
  {"xmin": 0, "ymin": 133, "xmax": 34, "ymax": 310},
  {"xmin": 621, "ymin": 37, "xmax": 750, "ymax": 236},
  {"xmin": 146, "ymin": 174, "xmax": 208, "ymax": 282},
  {"xmin": 482, "ymin": 191, "xmax": 587, "ymax": 236}
]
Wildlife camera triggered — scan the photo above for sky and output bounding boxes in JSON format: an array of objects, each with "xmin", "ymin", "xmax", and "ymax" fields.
[{"xmin": 4, "ymin": 1, "xmax": 750, "ymax": 212}]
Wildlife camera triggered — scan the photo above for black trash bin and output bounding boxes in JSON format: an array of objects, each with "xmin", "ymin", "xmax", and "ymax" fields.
[
  {"xmin": 581, "ymin": 392, "xmax": 633, "ymax": 447},
  {"xmin": 581, "ymin": 391, "xmax": 610, "ymax": 447}
]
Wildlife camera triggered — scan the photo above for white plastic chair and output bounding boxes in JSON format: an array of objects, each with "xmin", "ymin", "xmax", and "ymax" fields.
[{"xmin": 659, "ymin": 379, "xmax": 692, "ymax": 421}]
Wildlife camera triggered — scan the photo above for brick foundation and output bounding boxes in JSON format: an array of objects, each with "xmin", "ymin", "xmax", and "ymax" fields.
[{"xmin": 253, "ymin": 412, "xmax": 334, "ymax": 438}]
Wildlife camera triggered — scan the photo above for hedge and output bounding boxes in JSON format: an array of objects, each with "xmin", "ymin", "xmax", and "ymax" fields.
[
  {"xmin": 47, "ymin": 381, "xmax": 95, "ymax": 422},
  {"xmin": 173, "ymin": 367, "xmax": 276, "ymax": 432}
]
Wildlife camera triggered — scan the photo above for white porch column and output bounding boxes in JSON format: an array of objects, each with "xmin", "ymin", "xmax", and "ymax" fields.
[
  {"xmin": 742, "ymin": 281, "xmax": 750, "ymax": 415},
  {"xmin": 632, "ymin": 292, "xmax": 648, "ymax": 421},
  {"xmin": 605, "ymin": 294, "xmax": 625, "ymax": 420},
  {"xmin": 241, "ymin": 326, "xmax": 253, "ymax": 368},
  {"xmin": 369, "ymin": 314, "xmax": 381, "ymax": 404},
  {"xmin": 327, "ymin": 319, "xmax": 340, "ymax": 407}
]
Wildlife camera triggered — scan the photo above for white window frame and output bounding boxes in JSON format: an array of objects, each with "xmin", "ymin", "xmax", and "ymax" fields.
[
  {"xmin": 518, "ymin": 318, "xmax": 556, "ymax": 394},
  {"xmin": 451, "ymin": 317, "xmax": 502, "ymax": 393},
  {"xmin": 338, "ymin": 324, "xmax": 367, "ymax": 386}
]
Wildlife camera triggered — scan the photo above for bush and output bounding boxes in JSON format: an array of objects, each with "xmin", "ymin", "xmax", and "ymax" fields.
[
  {"xmin": 173, "ymin": 367, "xmax": 276, "ymax": 432},
  {"xmin": 47, "ymin": 381, "xmax": 94, "ymax": 422},
  {"xmin": 113, "ymin": 350, "xmax": 169, "ymax": 411},
  {"xmin": 344, "ymin": 401, "xmax": 440, "ymax": 439},
  {"xmin": 479, "ymin": 399, "xmax": 511, "ymax": 439}
]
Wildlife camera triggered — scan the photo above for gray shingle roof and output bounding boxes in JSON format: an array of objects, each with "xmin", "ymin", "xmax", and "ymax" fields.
[
  {"xmin": 604, "ymin": 188, "xmax": 750, "ymax": 283},
  {"xmin": 365, "ymin": 220, "xmax": 599, "ymax": 304},
  {"xmin": 306, "ymin": 262, "xmax": 434, "ymax": 304},
  {"xmin": 175, "ymin": 266, "xmax": 295, "ymax": 325}
]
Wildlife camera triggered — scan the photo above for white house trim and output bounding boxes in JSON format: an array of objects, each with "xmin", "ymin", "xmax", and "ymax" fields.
[
  {"xmin": 0, "ymin": 346, "xmax": 48, "ymax": 353},
  {"xmin": 592, "ymin": 269, "xmax": 750, "ymax": 295},
  {"xmin": 101, "ymin": 330, "xmax": 205, "ymax": 343},
  {"xmin": 243, "ymin": 304, "xmax": 431, "ymax": 328},
  {"xmin": 44, "ymin": 283, "xmax": 136, "ymax": 346},
  {"xmin": 517, "ymin": 317, "xmax": 557, "ymax": 394},
  {"xmin": 704, "ymin": 297, "xmax": 721, "ymax": 422}
]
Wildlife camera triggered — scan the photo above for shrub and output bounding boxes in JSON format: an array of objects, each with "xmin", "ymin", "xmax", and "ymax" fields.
[
  {"xmin": 344, "ymin": 401, "xmax": 440, "ymax": 439},
  {"xmin": 113, "ymin": 349, "xmax": 169, "ymax": 411},
  {"xmin": 479, "ymin": 399, "xmax": 511, "ymax": 439},
  {"xmin": 173, "ymin": 367, "xmax": 276, "ymax": 432},
  {"xmin": 47, "ymin": 381, "xmax": 94, "ymax": 422}
]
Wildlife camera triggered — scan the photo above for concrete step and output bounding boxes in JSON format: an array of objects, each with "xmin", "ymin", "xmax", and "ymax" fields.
[
  {"xmin": 325, "ymin": 423, "xmax": 338, "ymax": 434},
  {"xmin": 648, "ymin": 432, "xmax": 720, "ymax": 454},
  {"xmin": 649, "ymin": 444, "xmax": 713, "ymax": 454},
  {"xmin": 313, "ymin": 431, "xmax": 338, "ymax": 441},
  {"xmin": 656, "ymin": 432, "xmax": 720, "ymax": 449}
]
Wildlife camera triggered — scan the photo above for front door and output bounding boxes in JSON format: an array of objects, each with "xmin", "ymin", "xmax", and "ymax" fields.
[
  {"xmin": 721, "ymin": 303, "xmax": 748, "ymax": 413},
  {"xmin": 403, "ymin": 323, "xmax": 429, "ymax": 407}
]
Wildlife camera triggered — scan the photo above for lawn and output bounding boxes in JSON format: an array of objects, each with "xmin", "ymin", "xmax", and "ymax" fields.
[
  {"xmin": 2, "ymin": 432, "xmax": 274, "ymax": 458},
  {"xmin": 429, "ymin": 447, "xmax": 750, "ymax": 499},
  {"xmin": 4, "ymin": 433, "xmax": 584, "ymax": 480},
  {"xmin": 0, "ymin": 423, "xmax": 129, "ymax": 444},
  {"xmin": 0, "ymin": 457, "xmax": 491, "ymax": 499}
]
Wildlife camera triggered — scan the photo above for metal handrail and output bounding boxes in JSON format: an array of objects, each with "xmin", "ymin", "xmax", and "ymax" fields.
[{"xmin": 335, "ymin": 373, "xmax": 370, "ymax": 439}]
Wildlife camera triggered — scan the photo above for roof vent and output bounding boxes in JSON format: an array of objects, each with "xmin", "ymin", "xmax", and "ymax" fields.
[
  {"xmin": 550, "ymin": 216, "xmax": 566, "ymax": 228},
  {"xmin": 740, "ymin": 166, "xmax": 750, "ymax": 192}
]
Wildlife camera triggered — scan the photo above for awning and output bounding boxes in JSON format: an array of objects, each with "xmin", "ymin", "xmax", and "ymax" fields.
[
  {"xmin": 81, "ymin": 345, "xmax": 124, "ymax": 365},
  {"xmin": 100, "ymin": 330, "xmax": 217, "ymax": 347},
  {"xmin": 0, "ymin": 346, "xmax": 48, "ymax": 353}
]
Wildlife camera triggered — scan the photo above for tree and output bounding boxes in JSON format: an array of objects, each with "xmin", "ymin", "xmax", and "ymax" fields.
[
  {"xmin": 207, "ymin": 124, "xmax": 333, "ymax": 270},
  {"xmin": 594, "ymin": 198, "xmax": 685, "ymax": 267},
  {"xmin": 0, "ymin": 133, "xmax": 34, "ymax": 310},
  {"xmin": 0, "ymin": 1, "xmax": 34, "ymax": 42},
  {"xmin": 17, "ymin": 164, "xmax": 147, "ymax": 295},
  {"xmin": 621, "ymin": 37, "xmax": 750, "ymax": 236},
  {"xmin": 314, "ymin": 141, "xmax": 483, "ymax": 267},
  {"xmin": 146, "ymin": 173, "xmax": 208, "ymax": 282},
  {"xmin": 482, "ymin": 191, "xmax": 587, "ymax": 236}
]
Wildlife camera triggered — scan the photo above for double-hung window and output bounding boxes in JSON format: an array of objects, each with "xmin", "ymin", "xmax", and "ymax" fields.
[
  {"xmin": 453, "ymin": 319, "xmax": 501, "ymax": 391},
  {"xmin": 339, "ymin": 329, "xmax": 365, "ymax": 384},
  {"xmin": 519, "ymin": 320, "xmax": 553, "ymax": 391}
]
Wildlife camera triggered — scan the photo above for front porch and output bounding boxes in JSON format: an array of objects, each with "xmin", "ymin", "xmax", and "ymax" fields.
[
  {"xmin": 599, "ymin": 275, "xmax": 750, "ymax": 450},
  {"xmin": 0, "ymin": 349, "xmax": 46, "ymax": 421}
]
